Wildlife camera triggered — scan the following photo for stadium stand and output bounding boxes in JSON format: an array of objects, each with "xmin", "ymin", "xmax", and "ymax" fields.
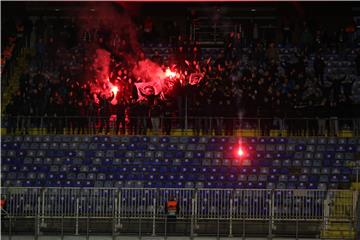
[{"xmin": 1, "ymin": 2, "xmax": 360, "ymax": 240}]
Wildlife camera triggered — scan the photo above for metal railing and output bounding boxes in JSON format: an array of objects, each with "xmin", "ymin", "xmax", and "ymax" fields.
[
  {"xmin": 1, "ymin": 187, "xmax": 357, "ymax": 238},
  {"xmin": 1, "ymin": 188, "xmax": 356, "ymax": 220},
  {"xmin": 2, "ymin": 115, "xmax": 360, "ymax": 137},
  {"xmin": 356, "ymin": 191, "xmax": 360, "ymax": 239}
]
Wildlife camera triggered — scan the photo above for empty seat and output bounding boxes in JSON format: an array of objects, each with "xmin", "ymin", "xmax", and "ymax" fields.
[{"xmin": 1, "ymin": 135, "xmax": 356, "ymax": 189}]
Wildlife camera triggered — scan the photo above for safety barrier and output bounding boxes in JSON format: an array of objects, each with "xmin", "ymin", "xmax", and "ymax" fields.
[{"xmin": 1, "ymin": 188, "xmax": 357, "ymax": 222}]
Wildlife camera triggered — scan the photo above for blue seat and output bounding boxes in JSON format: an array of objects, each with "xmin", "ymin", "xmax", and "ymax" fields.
[
  {"xmin": 2, "ymin": 135, "xmax": 357, "ymax": 190},
  {"xmin": 160, "ymin": 137, "xmax": 169, "ymax": 143},
  {"xmin": 340, "ymin": 175, "xmax": 349, "ymax": 183},
  {"xmin": 309, "ymin": 175, "xmax": 318, "ymax": 183},
  {"xmin": 330, "ymin": 175, "xmax": 339, "ymax": 183},
  {"xmin": 297, "ymin": 182, "xmax": 307, "ymax": 189},
  {"xmin": 287, "ymin": 182, "xmax": 296, "ymax": 189},
  {"xmin": 268, "ymin": 175, "xmax": 277, "ymax": 182}
]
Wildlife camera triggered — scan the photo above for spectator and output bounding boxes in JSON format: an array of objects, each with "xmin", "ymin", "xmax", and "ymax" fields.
[
  {"xmin": 46, "ymin": 37, "xmax": 57, "ymax": 71},
  {"xmin": 223, "ymin": 98, "xmax": 234, "ymax": 136},
  {"xmin": 76, "ymin": 100, "xmax": 87, "ymax": 134},
  {"xmin": 316, "ymin": 97, "xmax": 328, "ymax": 136},
  {"xmin": 87, "ymin": 96, "xmax": 98, "ymax": 134},
  {"xmin": 192, "ymin": 100, "xmax": 202, "ymax": 136},
  {"xmin": 35, "ymin": 38, "xmax": 45, "ymax": 71},
  {"xmin": 35, "ymin": 16, "xmax": 46, "ymax": 42},
  {"xmin": 163, "ymin": 101, "xmax": 173, "ymax": 135},
  {"xmin": 224, "ymin": 32, "xmax": 235, "ymax": 60},
  {"xmin": 137, "ymin": 99, "xmax": 149, "ymax": 135},
  {"xmin": 265, "ymin": 42, "xmax": 279, "ymax": 63},
  {"xmin": 313, "ymin": 53, "xmax": 325, "ymax": 85},
  {"xmin": 23, "ymin": 17, "xmax": 33, "ymax": 48},
  {"xmin": 150, "ymin": 99, "xmax": 162, "ymax": 134},
  {"xmin": 3, "ymin": 14, "xmax": 359, "ymax": 138},
  {"xmin": 356, "ymin": 51, "xmax": 360, "ymax": 76},
  {"xmin": 5, "ymin": 99, "xmax": 17, "ymax": 134},
  {"xmin": 203, "ymin": 98, "xmax": 213, "ymax": 135},
  {"xmin": 115, "ymin": 96, "xmax": 127, "ymax": 135},
  {"xmin": 128, "ymin": 100, "xmax": 138, "ymax": 135},
  {"xmin": 300, "ymin": 26, "xmax": 313, "ymax": 52},
  {"xmin": 151, "ymin": 50, "xmax": 162, "ymax": 65},
  {"xmin": 329, "ymin": 99, "xmax": 339, "ymax": 137},
  {"xmin": 143, "ymin": 16, "xmax": 154, "ymax": 44},
  {"xmin": 282, "ymin": 18, "xmax": 292, "ymax": 46},
  {"xmin": 337, "ymin": 28, "xmax": 346, "ymax": 52},
  {"xmin": 272, "ymin": 91, "xmax": 285, "ymax": 133},
  {"xmin": 97, "ymin": 92, "xmax": 114, "ymax": 134}
]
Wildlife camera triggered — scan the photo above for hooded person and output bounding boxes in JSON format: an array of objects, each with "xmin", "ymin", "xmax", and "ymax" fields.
[{"xmin": 165, "ymin": 195, "xmax": 179, "ymax": 235}]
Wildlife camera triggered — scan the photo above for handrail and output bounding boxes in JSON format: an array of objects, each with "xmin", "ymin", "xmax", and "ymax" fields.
[
  {"xmin": 1, "ymin": 187, "xmax": 355, "ymax": 221},
  {"xmin": 356, "ymin": 192, "xmax": 360, "ymax": 239},
  {"xmin": 2, "ymin": 115, "xmax": 360, "ymax": 120},
  {"xmin": 1, "ymin": 187, "xmax": 356, "ymax": 238}
]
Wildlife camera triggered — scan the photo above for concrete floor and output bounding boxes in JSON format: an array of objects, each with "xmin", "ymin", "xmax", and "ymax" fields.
[{"xmin": 0, "ymin": 236, "xmax": 322, "ymax": 240}]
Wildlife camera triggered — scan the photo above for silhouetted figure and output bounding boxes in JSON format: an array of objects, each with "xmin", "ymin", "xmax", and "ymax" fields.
[
  {"xmin": 98, "ymin": 92, "xmax": 114, "ymax": 134},
  {"xmin": 314, "ymin": 54, "xmax": 325, "ymax": 85},
  {"xmin": 163, "ymin": 101, "xmax": 173, "ymax": 135},
  {"xmin": 115, "ymin": 97, "xmax": 126, "ymax": 135}
]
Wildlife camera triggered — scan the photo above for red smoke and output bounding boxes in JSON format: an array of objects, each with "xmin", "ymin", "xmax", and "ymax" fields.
[
  {"xmin": 91, "ymin": 49, "xmax": 119, "ymax": 105},
  {"xmin": 77, "ymin": 2, "xmax": 205, "ymax": 105},
  {"xmin": 90, "ymin": 48, "xmax": 181, "ymax": 104}
]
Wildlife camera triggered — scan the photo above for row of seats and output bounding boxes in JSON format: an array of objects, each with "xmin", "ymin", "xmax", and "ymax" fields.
[
  {"xmin": 1, "ymin": 179, "xmax": 345, "ymax": 189},
  {"xmin": 1, "ymin": 153, "xmax": 356, "ymax": 165},
  {"xmin": 1, "ymin": 158, "xmax": 354, "ymax": 174},
  {"xmin": 2, "ymin": 164, "xmax": 352, "ymax": 175},
  {"xmin": 0, "ymin": 158, "xmax": 355, "ymax": 168},
  {"xmin": 3, "ymin": 135, "xmax": 359, "ymax": 144},
  {"xmin": 3, "ymin": 142, "xmax": 359, "ymax": 152},
  {"xmin": 2, "ymin": 169, "xmax": 351, "ymax": 181}
]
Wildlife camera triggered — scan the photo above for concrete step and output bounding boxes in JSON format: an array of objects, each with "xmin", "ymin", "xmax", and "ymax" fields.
[{"xmin": 321, "ymin": 230, "xmax": 355, "ymax": 239}]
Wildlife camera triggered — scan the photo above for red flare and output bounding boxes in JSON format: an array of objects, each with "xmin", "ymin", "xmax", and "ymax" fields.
[
  {"xmin": 111, "ymin": 86, "xmax": 119, "ymax": 95},
  {"xmin": 237, "ymin": 148, "xmax": 244, "ymax": 156},
  {"xmin": 165, "ymin": 68, "xmax": 176, "ymax": 78}
]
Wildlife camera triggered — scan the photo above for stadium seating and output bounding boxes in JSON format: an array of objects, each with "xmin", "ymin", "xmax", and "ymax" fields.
[
  {"xmin": 1, "ymin": 135, "xmax": 359, "ymax": 189},
  {"xmin": 143, "ymin": 45, "xmax": 359, "ymax": 77}
]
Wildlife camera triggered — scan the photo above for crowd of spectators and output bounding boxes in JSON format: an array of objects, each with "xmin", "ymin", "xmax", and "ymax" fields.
[
  {"xmin": 1, "ymin": 16, "xmax": 33, "ymax": 87},
  {"xmin": 3, "ymin": 15, "xmax": 360, "ymax": 136}
]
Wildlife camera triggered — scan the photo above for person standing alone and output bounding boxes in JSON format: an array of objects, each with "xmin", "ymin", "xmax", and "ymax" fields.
[{"xmin": 165, "ymin": 195, "xmax": 179, "ymax": 235}]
